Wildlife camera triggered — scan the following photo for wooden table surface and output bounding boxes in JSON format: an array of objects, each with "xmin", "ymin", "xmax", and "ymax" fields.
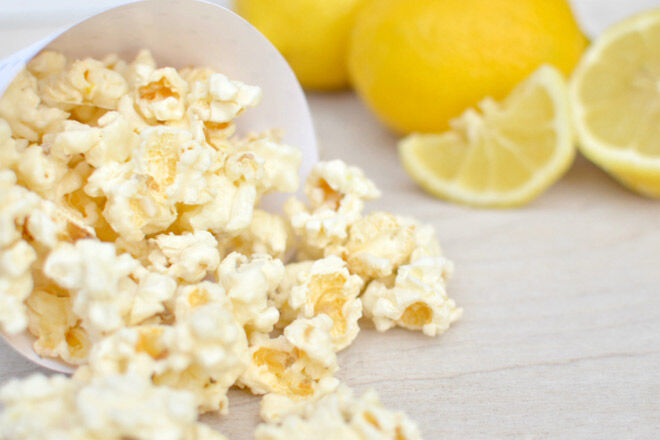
[{"xmin": 1, "ymin": 1, "xmax": 659, "ymax": 439}]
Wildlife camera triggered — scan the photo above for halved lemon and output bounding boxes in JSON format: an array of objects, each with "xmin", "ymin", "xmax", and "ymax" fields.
[
  {"xmin": 399, "ymin": 65, "xmax": 574, "ymax": 207},
  {"xmin": 570, "ymin": 10, "xmax": 660, "ymax": 198}
]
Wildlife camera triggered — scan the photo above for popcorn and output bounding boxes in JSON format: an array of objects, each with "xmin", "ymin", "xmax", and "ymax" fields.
[
  {"xmin": 0, "ymin": 240, "xmax": 37, "ymax": 334},
  {"xmin": 259, "ymin": 376, "xmax": 340, "ymax": 423},
  {"xmin": 80, "ymin": 281, "xmax": 248, "ymax": 413},
  {"xmin": 255, "ymin": 384, "xmax": 422, "ymax": 440},
  {"xmin": 0, "ymin": 70, "xmax": 68, "ymax": 142},
  {"xmin": 187, "ymin": 71, "xmax": 261, "ymax": 124},
  {"xmin": 0, "ymin": 49, "xmax": 459, "ymax": 439},
  {"xmin": 15, "ymin": 144, "xmax": 72, "ymax": 200},
  {"xmin": 148, "ymin": 231, "xmax": 220, "ymax": 283},
  {"xmin": 85, "ymin": 161, "xmax": 177, "ymax": 242},
  {"xmin": 26, "ymin": 50, "xmax": 66, "ymax": 79},
  {"xmin": 26, "ymin": 290, "xmax": 90, "ymax": 364},
  {"xmin": 217, "ymin": 252, "xmax": 282, "ymax": 334},
  {"xmin": 44, "ymin": 239, "xmax": 138, "ymax": 336},
  {"xmin": 217, "ymin": 209, "xmax": 291, "ymax": 260},
  {"xmin": 43, "ymin": 239, "xmax": 175, "ymax": 338},
  {"xmin": 135, "ymin": 67, "xmax": 188, "ymax": 121},
  {"xmin": 177, "ymin": 173, "xmax": 257, "ymax": 233},
  {"xmin": 134, "ymin": 126, "xmax": 219, "ymax": 205},
  {"xmin": 285, "ymin": 160, "xmax": 380, "ymax": 257},
  {"xmin": 362, "ymin": 257, "xmax": 461, "ymax": 336},
  {"xmin": 44, "ymin": 111, "xmax": 138, "ymax": 167},
  {"xmin": 0, "ymin": 373, "xmax": 228, "ymax": 440},
  {"xmin": 239, "ymin": 315, "xmax": 338, "ymax": 399},
  {"xmin": 0, "ymin": 118, "xmax": 27, "ymax": 170},
  {"xmin": 277, "ymin": 256, "xmax": 364, "ymax": 351},
  {"xmin": 339, "ymin": 212, "xmax": 416, "ymax": 280},
  {"xmin": 24, "ymin": 198, "xmax": 95, "ymax": 250},
  {"xmin": 0, "ymin": 170, "xmax": 41, "ymax": 334},
  {"xmin": 129, "ymin": 266, "xmax": 178, "ymax": 325},
  {"xmin": 234, "ymin": 131, "xmax": 302, "ymax": 193},
  {"xmin": 38, "ymin": 57, "xmax": 129, "ymax": 109}
]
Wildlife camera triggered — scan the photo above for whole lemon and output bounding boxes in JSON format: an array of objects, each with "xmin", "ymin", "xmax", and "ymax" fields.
[
  {"xmin": 235, "ymin": 0, "xmax": 365, "ymax": 90},
  {"xmin": 348, "ymin": 0, "xmax": 588, "ymax": 133}
]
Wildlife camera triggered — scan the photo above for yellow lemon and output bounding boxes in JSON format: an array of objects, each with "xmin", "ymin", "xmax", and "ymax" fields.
[
  {"xmin": 348, "ymin": 0, "xmax": 587, "ymax": 133},
  {"xmin": 570, "ymin": 9, "xmax": 660, "ymax": 198},
  {"xmin": 235, "ymin": 0, "xmax": 365, "ymax": 90},
  {"xmin": 399, "ymin": 65, "xmax": 574, "ymax": 208}
]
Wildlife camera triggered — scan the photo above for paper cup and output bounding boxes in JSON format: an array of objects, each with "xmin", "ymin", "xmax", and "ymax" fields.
[{"xmin": 0, "ymin": 0, "xmax": 318, "ymax": 374}]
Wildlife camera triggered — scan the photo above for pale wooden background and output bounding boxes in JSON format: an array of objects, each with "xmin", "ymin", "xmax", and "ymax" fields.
[{"xmin": 1, "ymin": 1, "xmax": 659, "ymax": 439}]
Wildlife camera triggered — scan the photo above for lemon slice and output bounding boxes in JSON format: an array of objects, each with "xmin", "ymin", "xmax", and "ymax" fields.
[
  {"xmin": 399, "ymin": 65, "xmax": 574, "ymax": 207},
  {"xmin": 570, "ymin": 10, "xmax": 660, "ymax": 197}
]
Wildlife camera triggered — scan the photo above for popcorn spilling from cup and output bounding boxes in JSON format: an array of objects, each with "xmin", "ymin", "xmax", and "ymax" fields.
[{"xmin": 0, "ymin": 48, "xmax": 460, "ymax": 439}]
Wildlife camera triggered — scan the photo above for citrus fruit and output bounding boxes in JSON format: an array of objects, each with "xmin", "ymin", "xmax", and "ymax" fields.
[
  {"xmin": 348, "ymin": 0, "xmax": 587, "ymax": 133},
  {"xmin": 399, "ymin": 65, "xmax": 574, "ymax": 207},
  {"xmin": 235, "ymin": 0, "xmax": 365, "ymax": 90},
  {"xmin": 570, "ymin": 9, "xmax": 660, "ymax": 198}
]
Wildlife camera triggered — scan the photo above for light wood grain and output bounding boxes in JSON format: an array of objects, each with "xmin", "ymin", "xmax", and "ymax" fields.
[{"xmin": 1, "ymin": 1, "xmax": 660, "ymax": 439}]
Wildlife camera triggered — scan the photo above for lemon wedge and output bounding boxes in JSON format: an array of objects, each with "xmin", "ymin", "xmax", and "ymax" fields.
[
  {"xmin": 570, "ymin": 10, "xmax": 660, "ymax": 197},
  {"xmin": 399, "ymin": 65, "xmax": 574, "ymax": 207}
]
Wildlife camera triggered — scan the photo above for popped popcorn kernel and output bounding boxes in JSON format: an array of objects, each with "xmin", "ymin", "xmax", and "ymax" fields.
[
  {"xmin": 0, "ymin": 170, "xmax": 40, "ymax": 333},
  {"xmin": 234, "ymin": 131, "xmax": 302, "ymax": 193},
  {"xmin": 43, "ymin": 239, "xmax": 167, "ymax": 338},
  {"xmin": 136, "ymin": 67, "xmax": 188, "ymax": 121},
  {"xmin": 0, "ymin": 70, "xmax": 68, "ymax": 142},
  {"xmin": 26, "ymin": 289, "xmax": 90, "ymax": 364},
  {"xmin": 187, "ymin": 72, "xmax": 261, "ymax": 124},
  {"xmin": 239, "ymin": 315, "xmax": 337, "ymax": 399},
  {"xmin": 285, "ymin": 160, "xmax": 380, "ymax": 258},
  {"xmin": 26, "ymin": 50, "xmax": 66, "ymax": 79},
  {"xmin": 0, "ymin": 373, "xmax": 228, "ymax": 440},
  {"xmin": 217, "ymin": 252, "xmax": 283, "ymax": 334},
  {"xmin": 278, "ymin": 256, "xmax": 364, "ymax": 351},
  {"xmin": 81, "ymin": 281, "xmax": 247, "ymax": 413},
  {"xmin": 39, "ymin": 57, "xmax": 128, "ymax": 110},
  {"xmin": 339, "ymin": 212, "xmax": 416, "ymax": 280},
  {"xmin": 362, "ymin": 257, "xmax": 461, "ymax": 336},
  {"xmin": 255, "ymin": 384, "xmax": 422, "ymax": 440},
  {"xmin": 217, "ymin": 209, "xmax": 291, "ymax": 260},
  {"xmin": 148, "ymin": 231, "xmax": 220, "ymax": 283}
]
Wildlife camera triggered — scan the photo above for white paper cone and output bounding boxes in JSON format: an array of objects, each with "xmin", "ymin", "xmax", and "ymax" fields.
[{"xmin": 0, "ymin": 0, "xmax": 318, "ymax": 374}]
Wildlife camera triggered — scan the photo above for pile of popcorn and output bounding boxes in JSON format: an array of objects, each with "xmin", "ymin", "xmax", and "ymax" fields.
[{"xmin": 0, "ymin": 50, "xmax": 461, "ymax": 439}]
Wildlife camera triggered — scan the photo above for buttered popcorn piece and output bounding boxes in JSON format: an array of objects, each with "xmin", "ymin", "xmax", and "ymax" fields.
[
  {"xmin": 0, "ymin": 118, "xmax": 27, "ymax": 170},
  {"xmin": 0, "ymin": 170, "xmax": 40, "ymax": 334},
  {"xmin": 79, "ymin": 281, "xmax": 248, "ymax": 413},
  {"xmin": 234, "ymin": 131, "xmax": 302, "ymax": 194},
  {"xmin": 239, "ymin": 315, "xmax": 337, "ymax": 400},
  {"xmin": 285, "ymin": 160, "xmax": 380, "ymax": 258},
  {"xmin": 148, "ymin": 231, "xmax": 220, "ymax": 283},
  {"xmin": 26, "ymin": 289, "xmax": 90, "ymax": 364},
  {"xmin": 85, "ymin": 126, "xmax": 220, "ymax": 241},
  {"xmin": 43, "ymin": 239, "xmax": 176, "ymax": 339},
  {"xmin": 217, "ymin": 209, "xmax": 291, "ymax": 260},
  {"xmin": 338, "ymin": 212, "xmax": 417, "ymax": 280},
  {"xmin": 44, "ymin": 239, "xmax": 138, "ymax": 336},
  {"xmin": 0, "ymin": 70, "xmax": 68, "ymax": 142},
  {"xmin": 362, "ymin": 257, "xmax": 460, "ymax": 337},
  {"xmin": 187, "ymin": 71, "xmax": 261, "ymax": 124},
  {"xmin": 37, "ymin": 56, "xmax": 128, "ymax": 110},
  {"xmin": 279, "ymin": 256, "xmax": 364, "ymax": 351},
  {"xmin": 217, "ymin": 252, "xmax": 282, "ymax": 334},
  {"xmin": 255, "ymin": 384, "xmax": 422, "ymax": 440},
  {"xmin": 135, "ymin": 67, "xmax": 188, "ymax": 121},
  {"xmin": 0, "ymin": 373, "xmax": 227, "ymax": 440}
]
